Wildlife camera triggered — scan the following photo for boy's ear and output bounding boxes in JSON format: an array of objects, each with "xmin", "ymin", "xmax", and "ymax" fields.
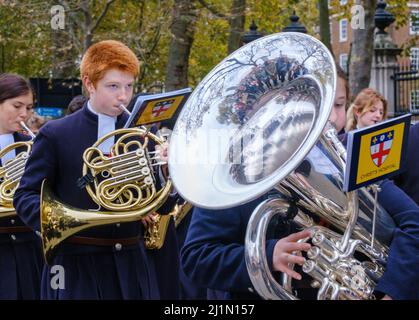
[{"xmin": 83, "ymin": 75, "xmax": 95, "ymax": 95}]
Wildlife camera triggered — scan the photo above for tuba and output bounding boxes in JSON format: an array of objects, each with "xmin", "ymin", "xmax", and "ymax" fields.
[
  {"xmin": 0, "ymin": 121, "xmax": 35, "ymax": 218},
  {"xmin": 40, "ymin": 126, "xmax": 172, "ymax": 264},
  {"xmin": 169, "ymin": 32, "xmax": 395, "ymax": 299}
]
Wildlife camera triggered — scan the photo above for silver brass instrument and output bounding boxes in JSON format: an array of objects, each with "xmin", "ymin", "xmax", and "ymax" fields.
[
  {"xmin": 169, "ymin": 32, "xmax": 395, "ymax": 299},
  {"xmin": 41, "ymin": 127, "xmax": 172, "ymax": 264},
  {"xmin": 0, "ymin": 121, "xmax": 35, "ymax": 218}
]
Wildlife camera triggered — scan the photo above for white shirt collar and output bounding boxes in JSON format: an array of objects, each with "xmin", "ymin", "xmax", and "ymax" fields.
[
  {"xmin": 88, "ymin": 100, "xmax": 116, "ymax": 154},
  {"xmin": 87, "ymin": 101, "xmax": 116, "ymax": 121}
]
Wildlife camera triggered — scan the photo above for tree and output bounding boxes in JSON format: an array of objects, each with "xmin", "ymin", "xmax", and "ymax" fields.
[
  {"xmin": 165, "ymin": 0, "xmax": 198, "ymax": 90},
  {"xmin": 197, "ymin": 0, "xmax": 246, "ymax": 54},
  {"xmin": 249, "ymin": 0, "xmax": 318, "ymax": 35},
  {"xmin": 348, "ymin": 0, "xmax": 377, "ymax": 98},
  {"xmin": 318, "ymin": 0, "xmax": 332, "ymax": 54},
  {"xmin": 123, "ymin": 0, "xmax": 173, "ymax": 91},
  {"xmin": 55, "ymin": 0, "xmax": 117, "ymax": 71},
  {"xmin": 0, "ymin": 1, "xmax": 53, "ymax": 76},
  {"xmin": 227, "ymin": 0, "xmax": 246, "ymax": 53},
  {"xmin": 78, "ymin": 0, "xmax": 116, "ymax": 52}
]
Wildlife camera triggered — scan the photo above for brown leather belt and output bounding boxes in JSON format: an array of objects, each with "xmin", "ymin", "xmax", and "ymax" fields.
[
  {"xmin": 0, "ymin": 226, "xmax": 32, "ymax": 234},
  {"xmin": 66, "ymin": 235, "xmax": 142, "ymax": 246}
]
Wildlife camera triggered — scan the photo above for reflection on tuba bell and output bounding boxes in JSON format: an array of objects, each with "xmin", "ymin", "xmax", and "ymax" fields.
[
  {"xmin": 169, "ymin": 32, "xmax": 395, "ymax": 299},
  {"xmin": 0, "ymin": 121, "xmax": 35, "ymax": 218},
  {"xmin": 41, "ymin": 127, "xmax": 172, "ymax": 264}
]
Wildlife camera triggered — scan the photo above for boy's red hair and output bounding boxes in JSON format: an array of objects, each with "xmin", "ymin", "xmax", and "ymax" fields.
[{"xmin": 80, "ymin": 40, "xmax": 139, "ymax": 87}]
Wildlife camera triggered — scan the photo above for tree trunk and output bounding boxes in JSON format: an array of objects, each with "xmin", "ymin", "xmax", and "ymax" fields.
[
  {"xmin": 80, "ymin": 0, "xmax": 93, "ymax": 52},
  {"xmin": 51, "ymin": 30, "xmax": 65, "ymax": 78},
  {"xmin": 318, "ymin": 0, "xmax": 333, "ymax": 55},
  {"xmin": 349, "ymin": 0, "xmax": 377, "ymax": 99},
  {"xmin": 227, "ymin": 0, "xmax": 246, "ymax": 54},
  {"xmin": 165, "ymin": 0, "xmax": 197, "ymax": 90},
  {"xmin": 51, "ymin": 30, "xmax": 74, "ymax": 78}
]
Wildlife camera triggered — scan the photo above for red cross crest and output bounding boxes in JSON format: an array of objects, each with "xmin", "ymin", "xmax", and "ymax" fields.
[
  {"xmin": 370, "ymin": 130, "xmax": 394, "ymax": 167},
  {"xmin": 152, "ymin": 99, "xmax": 174, "ymax": 117}
]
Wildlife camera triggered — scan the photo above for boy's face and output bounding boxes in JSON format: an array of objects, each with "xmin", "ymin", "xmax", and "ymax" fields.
[{"xmin": 85, "ymin": 68, "xmax": 134, "ymax": 117}]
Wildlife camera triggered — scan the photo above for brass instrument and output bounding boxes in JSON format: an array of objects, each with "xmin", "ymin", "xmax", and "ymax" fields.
[
  {"xmin": 173, "ymin": 201, "xmax": 193, "ymax": 228},
  {"xmin": 144, "ymin": 127, "xmax": 193, "ymax": 250},
  {"xmin": 41, "ymin": 127, "xmax": 172, "ymax": 264},
  {"xmin": 169, "ymin": 32, "xmax": 395, "ymax": 299},
  {"xmin": 0, "ymin": 121, "xmax": 35, "ymax": 218},
  {"xmin": 144, "ymin": 200, "xmax": 192, "ymax": 250}
]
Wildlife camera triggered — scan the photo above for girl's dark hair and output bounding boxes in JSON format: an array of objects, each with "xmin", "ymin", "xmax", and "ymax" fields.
[
  {"xmin": 336, "ymin": 65, "xmax": 350, "ymax": 107},
  {"xmin": 0, "ymin": 73, "xmax": 34, "ymax": 104},
  {"xmin": 66, "ymin": 95, "xmax": 87, "ymax": 115}
]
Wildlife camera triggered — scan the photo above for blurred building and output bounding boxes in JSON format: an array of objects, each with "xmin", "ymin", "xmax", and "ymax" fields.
[{"xmin": 329, "ymin": 0, "xmax": 419, "ymax": 116}]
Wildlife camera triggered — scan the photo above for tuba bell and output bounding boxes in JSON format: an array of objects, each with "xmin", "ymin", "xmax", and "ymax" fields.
[
  {"xmin": 169, "ymin": 32, "xmax": 395, "ymax": 299},
  {"xmin": 40, "ymin": 127, "xmax": 172, "ymax": 264},
  {"xmin": 0, "ymin": 121, "xmax": 35, "ymax": 218}
]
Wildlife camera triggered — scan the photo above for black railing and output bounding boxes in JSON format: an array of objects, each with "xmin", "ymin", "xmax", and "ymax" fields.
[{"xmin": 392, "ymin": 66, "xmax": 419, "ymax": 116}]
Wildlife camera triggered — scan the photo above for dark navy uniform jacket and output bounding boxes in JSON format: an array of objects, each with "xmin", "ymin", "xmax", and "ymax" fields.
[
  {"xmin": 0, "ymin": 132, "xmax": 43, "ymax": 299},
  {"xmin": 394, "ymin": 123, "xmax": 419, "ymax": 205},
  {"xmin": 181, "ymin": 180, "xmax": 419, "ymax": 300},
  {"xmin": 144, "ymin": 124, "xmax": 181, "ymax": 300},
  {"xmin": 14, "ymin": 106, "xmax": 173, "ymax": 299},
  {"xmin": 176, "ymin": 210, "xmax": 207, "ymax": 300},
  {"xmin": 146, "ymin": 217, "xmax": 180, "ymax": 300},
  {"xmin": 181, "ymin": 195, "xmax": 277, "ymax": 300}
]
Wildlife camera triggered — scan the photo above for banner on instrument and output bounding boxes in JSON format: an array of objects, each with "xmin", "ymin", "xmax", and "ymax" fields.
[
  {"xmin": 344, "ymin": 114, "xmax": 411, "ymax": 192},
  {"xmin": 124, "ymin": 88, "xmax": 192, "ymax": 127}
]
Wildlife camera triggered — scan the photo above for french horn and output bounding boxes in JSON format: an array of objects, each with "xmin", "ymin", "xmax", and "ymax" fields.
[
  {"xmin": 169, "ymin": 32, "xmax": 395, "ymax": 299},
  {"xmin": 0, "ymin": 121, "xmax": 35, "ymax": 218},
  {"xmin": 41, "ymin": 127, "xmax": 172, "ymax": 264}
]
